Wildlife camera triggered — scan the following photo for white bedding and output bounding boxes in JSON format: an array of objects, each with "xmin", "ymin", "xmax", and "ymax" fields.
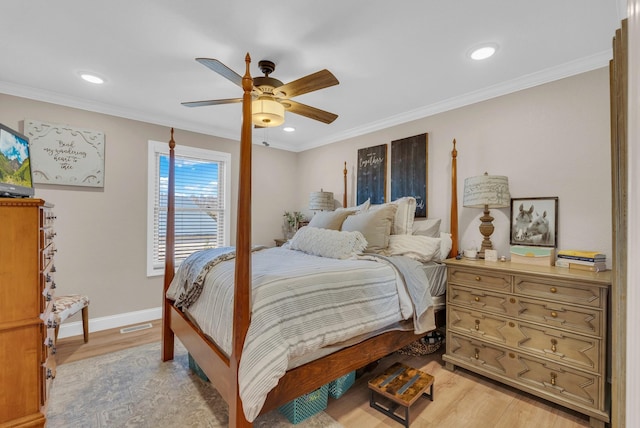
[{"xmin": 167, "ymin": 246, "xmax": 435, "ymax": 421}]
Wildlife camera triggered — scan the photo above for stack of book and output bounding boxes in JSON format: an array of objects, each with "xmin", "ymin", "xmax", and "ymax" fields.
[{"xmin": 555, "ymin": 250, "xmax": 607, "ymax": 272}]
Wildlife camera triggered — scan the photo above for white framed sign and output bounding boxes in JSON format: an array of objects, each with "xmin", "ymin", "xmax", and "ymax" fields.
[{"xmin": 24, "ymin": 119, "xmax": 105, "ymax": 187}]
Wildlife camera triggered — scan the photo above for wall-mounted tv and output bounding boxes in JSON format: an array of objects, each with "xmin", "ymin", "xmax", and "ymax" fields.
[{"xmin": 0, "ymin": 123, "xmax": 35, "ymax": 198}]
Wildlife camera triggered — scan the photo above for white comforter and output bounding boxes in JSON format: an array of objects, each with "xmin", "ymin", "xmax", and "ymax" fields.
[{"xmin": 167, "ymin": 246, "xmax": 434, "ymax": 421}]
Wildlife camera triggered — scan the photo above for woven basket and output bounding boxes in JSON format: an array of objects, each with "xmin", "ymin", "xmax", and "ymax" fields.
[{"xmin": 398, "ymin": 330, "xmax": 444, "ymax": 356}]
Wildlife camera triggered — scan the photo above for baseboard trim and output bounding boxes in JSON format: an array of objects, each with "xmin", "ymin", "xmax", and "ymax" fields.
[{"xmin": 57, "ymin": 307, "xmax": 162, "ymax": 339}]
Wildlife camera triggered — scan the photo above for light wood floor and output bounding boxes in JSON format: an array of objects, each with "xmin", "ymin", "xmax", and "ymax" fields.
[{"xmin": 56, "ymin": 322, "xmax": 592, "ymax": 427}]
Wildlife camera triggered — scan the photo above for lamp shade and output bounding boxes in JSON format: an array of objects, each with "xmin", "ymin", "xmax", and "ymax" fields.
[
  {"xmin": 252, "ymin": 98, "xmax": 285, "ymax": 127},
  {"xmin": 463, "ymin": 173, "xmax": 510, "ymax": 208},
  {"xmin": 309, "ymin": 190, "xmax": 334, "ymax": 211}
]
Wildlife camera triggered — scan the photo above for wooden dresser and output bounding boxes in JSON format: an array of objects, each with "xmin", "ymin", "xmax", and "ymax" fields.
[
  {"xmin": 0, "ymin": 198, "xmax": 56, "ymax": 427},
  {"xmin": 443, "ymin": 258, "xmax": 610, "ymax": 428}
]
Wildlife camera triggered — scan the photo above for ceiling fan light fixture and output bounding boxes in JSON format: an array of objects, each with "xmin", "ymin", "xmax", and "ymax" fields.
[{"xmin": 252, "ymin": 99, "xmax": 285, "ymax": 127}]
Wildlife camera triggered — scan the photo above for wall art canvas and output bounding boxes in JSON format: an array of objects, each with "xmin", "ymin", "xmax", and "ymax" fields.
[
  {"xmin": 356, "ymin": 144, "xmax": 387, "ymax": 205},
  {"xmin": 391, "ymin": 133, "xmax": 428, "ymax": 217},
  {"xmin": 24, "ymin": 119, "xmax": 105, "ymax": 187}
]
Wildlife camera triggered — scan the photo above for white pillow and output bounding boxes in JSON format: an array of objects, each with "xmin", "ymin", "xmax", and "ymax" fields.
[
  {"xmin": 342, "ymin": 204, "xmax": 397, "ymax": 254},
  {"xmin": 288, "ymin": 226, "xmax": 367, "ymax": 259},
  {"xmin": 387, "ymin": 232, "xmax": 452, "ymax": 262},
  {"xmin": 308, "ymin": 210, "xmax": 353, "ymax": 230},
  {"xmin": 391, "ymin": 197, "xmax": 417, "ymax": 235},
  {"xmin": 336, "ymin": 198, "xmax": 370, "ymax": 213},
  {"xmin": 412, "ymin": 218, "xmax": 441, "ymax": 238}
]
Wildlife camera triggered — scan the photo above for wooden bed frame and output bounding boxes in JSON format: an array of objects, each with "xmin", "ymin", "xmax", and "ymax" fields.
[{"xmin": 162, "ymin": 54, "xmax": 459, "ymax": 427}]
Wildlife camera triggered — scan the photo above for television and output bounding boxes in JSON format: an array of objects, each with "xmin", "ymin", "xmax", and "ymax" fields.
[{"xmin": 0, "ymin": 123, "xmax": 35, "ymax": 198}]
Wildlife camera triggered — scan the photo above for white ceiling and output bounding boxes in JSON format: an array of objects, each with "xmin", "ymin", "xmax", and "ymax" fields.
[{"xmin": 0, "ymin": 1, "xmax": 623, "ymax": 152}]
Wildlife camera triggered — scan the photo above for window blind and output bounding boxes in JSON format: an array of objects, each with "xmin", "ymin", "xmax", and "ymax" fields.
[{"xmin": 152, "ymin": 152, "xmax": 226, "ymax": 269}]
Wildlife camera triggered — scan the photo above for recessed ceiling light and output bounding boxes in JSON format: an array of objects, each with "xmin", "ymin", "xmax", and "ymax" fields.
[
  {"xmin": 80, "ymin": 73, "xmax": 105, "ymax": 84},
  {"xmin": 283, "ymin": 127, "xmax": 295, "ymax": 132},
  {"xmin": 469, "ymin": 44, "xmax": 498, "ymax": 61}
]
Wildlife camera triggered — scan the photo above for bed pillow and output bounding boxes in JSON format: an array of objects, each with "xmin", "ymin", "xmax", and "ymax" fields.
[
  {"xmin": 288, "ymin": 226, "xmax": 368, "ymax": 259},
  {"xmin": 341, "ymin": 203, "xmax": 397, "ymax": 253},
  {"xmin": 412, "ymin": 218, "xmax": 441, "ymax": 238},
  {"xmin": 390, "ymin": 197, "xmax": 417, "ymax": 235},
  {"xmin": 307, "ymin": 210, "xmax": 353, "ymax": 230},
  {"xmin": 388, "ymin": 232, "xmax": 452, "ymax": 262},
  {"xmin": 336, "ymin": 198, "xmax": 370, "ymax": 213}
]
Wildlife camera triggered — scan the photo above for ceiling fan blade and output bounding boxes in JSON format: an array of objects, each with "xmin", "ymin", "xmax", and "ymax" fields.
[
  {"xmin": 274, "ymin": 69, "xmax": 339, "ymax": 99},
  {"xmin": 196, "ymin": 58, "xmax": 243, "ymax": 87},
  {"xmin": 182, "ymin": 98, "xmax": 242, "ymax": 107},
  {"xmin": 281, "ymin": 100, "xmax": 338, "ymax": 124}
]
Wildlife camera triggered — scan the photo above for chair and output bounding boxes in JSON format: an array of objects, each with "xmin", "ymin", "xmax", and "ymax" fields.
[{"xmin": 53, "ymin": 294, "xmax": 90, "ymax": 343}]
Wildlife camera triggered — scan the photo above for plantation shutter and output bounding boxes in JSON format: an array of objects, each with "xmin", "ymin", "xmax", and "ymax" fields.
[{"xmin": 152, "ymin": 151, "xmax": 226, "ymax": 269}]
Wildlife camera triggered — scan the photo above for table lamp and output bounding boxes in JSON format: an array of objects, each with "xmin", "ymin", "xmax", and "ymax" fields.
[
  {"xmin": 463, "ymin": 172, "xmax": 510, "ymax": 258},
  {"xmin": 309, "ymin": 189, "xmax": 334, "ymax": 212}
]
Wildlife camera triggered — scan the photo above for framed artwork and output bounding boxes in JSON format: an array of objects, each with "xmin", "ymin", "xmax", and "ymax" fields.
[
  {"xmin": 357, "ymin": 144, "xmax": 387, "ymax": 205},
  {"xmin": 510, "ymin": 197, "xmax": 558, "ymax": 247},
  {"xmin": 390, "ymin": 133, "xmax": 428, "ymax": 217},
  {"xmin": 24, "ymin": 119, "xmax": 105, "ymax": 187}
]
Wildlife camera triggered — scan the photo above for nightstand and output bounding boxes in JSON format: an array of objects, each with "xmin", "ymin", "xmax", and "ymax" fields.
[{"xmin": 274, "ymin": 238, "xmax": 287, "ymax": 247}]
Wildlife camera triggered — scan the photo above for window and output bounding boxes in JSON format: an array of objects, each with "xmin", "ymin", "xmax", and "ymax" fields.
[{"xmin": 147, "ymin": 140, "xmax": 231, "ymax": 276}]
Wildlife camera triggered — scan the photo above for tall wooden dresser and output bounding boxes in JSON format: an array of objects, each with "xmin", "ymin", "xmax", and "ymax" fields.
[
  {"xmin": 443, "ymin": 258, "xmax": 611, "ymax": 428},
  {"xmin": 0, "ymin": 198, "xmax": 56, "ymax": 427}
]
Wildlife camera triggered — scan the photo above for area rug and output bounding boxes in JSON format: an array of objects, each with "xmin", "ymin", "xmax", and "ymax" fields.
[{"xmin": 47, "ymin": 341, "xmax": 343, "ymax": 428}]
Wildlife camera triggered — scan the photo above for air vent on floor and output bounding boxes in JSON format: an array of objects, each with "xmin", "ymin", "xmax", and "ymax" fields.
[{"xmin": 120, "ymin": 323, "xmax": 153, "ymax": 334}]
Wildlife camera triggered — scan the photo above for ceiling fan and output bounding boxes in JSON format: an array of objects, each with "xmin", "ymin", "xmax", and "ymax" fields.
[{"xmin": 182, "ymin": 58, "xmax": 339, "ymax": 127}]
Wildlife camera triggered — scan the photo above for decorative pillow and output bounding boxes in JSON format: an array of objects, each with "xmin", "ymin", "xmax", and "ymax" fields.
[
  {"xmin": 308, "ymin": 210, "xmax": 353, "ymax": 230},
  {"xmin": 336, "ymin": 198, "xmax": 370, "ymax": 212},
  {"xmin": 412, "ymin": 218, "xmax": 441, "ymax": 238},
  {"xmin": 387, "ymin": 232, "xmax": 452, "ymax": 262},
  {"xmin": 288, "ymin": 226, "xmax": 368, "ymax": 259},
  {"xmin": 388, "ymin": 235, "xmax": 443, "ymax": 262},
  {"xmin": 341, "ymin": 204, "xmax": 397, "ymax": 253},
  {"xmin": 391, "ymin": 197, "xmax": 417, "ymax": 235}
]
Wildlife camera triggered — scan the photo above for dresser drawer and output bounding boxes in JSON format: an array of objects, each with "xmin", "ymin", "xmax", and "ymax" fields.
[
  {"xmin": 447, "ymin": 332, "xmax": 507, "ymax": 376},
  {"xmin": 514, "ymin": 275, "xmax": 603, "ymax": 308},
  {"xmin": 448, "ymin": 285, "xmax": 510, "ymax": 314},
  {"xmin": 448, "ymin": 307, "xmax": 601, "ymax": 372},
  {"xmin": 515, "ymin": 354, "xmax": 604, "ymax": 411},
  {"xmin": 448, "ymin": 267, "xmax": 511, "ymax": 292},
  {"xmin": 513, "ymin": 295, "xmax": 603, "ymax": 336},
  {"xmin": 447, "ymin": 333, "xmax": 603, "ymax": 411}
]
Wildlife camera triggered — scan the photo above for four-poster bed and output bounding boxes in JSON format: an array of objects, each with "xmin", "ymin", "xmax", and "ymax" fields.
[{"xmin": 162, "ymin": 54, "xmax": 459, "ymax": 427}]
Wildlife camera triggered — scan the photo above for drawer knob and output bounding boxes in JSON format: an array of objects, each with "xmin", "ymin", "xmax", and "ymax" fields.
[
  {"xmin": 474, "ymin": 348, "xmax": 480, "ymax": 359},
  {"xmin": 509, "ymin": 352, "xmax": 515, "ymax": 359},
  {"xmin": 550, "ymin": 311, "xmax": 558, "ymax": 318},
  {"xmin": 475, "ymin": 276, "xmax": 481, "ymax": 281},
  {"xmin": 550, "ymin": 287, "xmax": 557, "ymax": 293},
  {"xmin": 474, "ymin": 296, "xmax": 480, "ymax": 302},
  {"xmin": 509, "ymin": 321, "xmax": 515, "ymax": 328},
  {"xmin": 551, "ymin": 339, "xmax": 557, "ymax": 353},
  {"xmin": 550, "ymin": 372, "xmax": 557, "ymax": 386},
  {"xmin": 475, "ymin": 319, "xmax": 480, "ymax": 330},
  {"xmin": 510, "ymin": 297, "xmax": 516, "ymax": 304}
]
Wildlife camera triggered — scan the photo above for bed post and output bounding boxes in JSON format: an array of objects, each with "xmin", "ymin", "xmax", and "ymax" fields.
[
  {"xmin": 343, "ymin": 161, "xmax": 348, "ymax": 207},
  {"xmin": 449, "ymin": 139, "xmax": 459, "ymax": 258},
  {"xmin": 229, "ymin": 53, "xmax": 254, "ymax": 428},
  {"xmin": 162, "ymin": 129, "xmax": 176, "ymax": 361}
]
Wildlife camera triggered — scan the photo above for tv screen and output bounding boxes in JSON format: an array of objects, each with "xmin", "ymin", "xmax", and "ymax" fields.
[{"xmin": 0, "ymin": 123, "xmax": 35, "ymax": 198}]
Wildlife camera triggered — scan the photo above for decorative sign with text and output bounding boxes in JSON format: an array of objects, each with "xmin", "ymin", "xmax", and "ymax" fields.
[
  {"xmin": 357, "ymin": 144, "xmax": 387, "ymax": 205},
  {"xmin": 25, "ymin": 119, "xmax": 105, "ymax": 187}
]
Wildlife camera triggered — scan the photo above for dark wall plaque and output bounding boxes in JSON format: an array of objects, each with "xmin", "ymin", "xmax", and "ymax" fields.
[
  {"xmin": 391, "ymin": 133, "xmax": 428, "ymax": 217},
  {"xmin": 357, "ymin": 144, "xmax": 387, "ymax": 205}
]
